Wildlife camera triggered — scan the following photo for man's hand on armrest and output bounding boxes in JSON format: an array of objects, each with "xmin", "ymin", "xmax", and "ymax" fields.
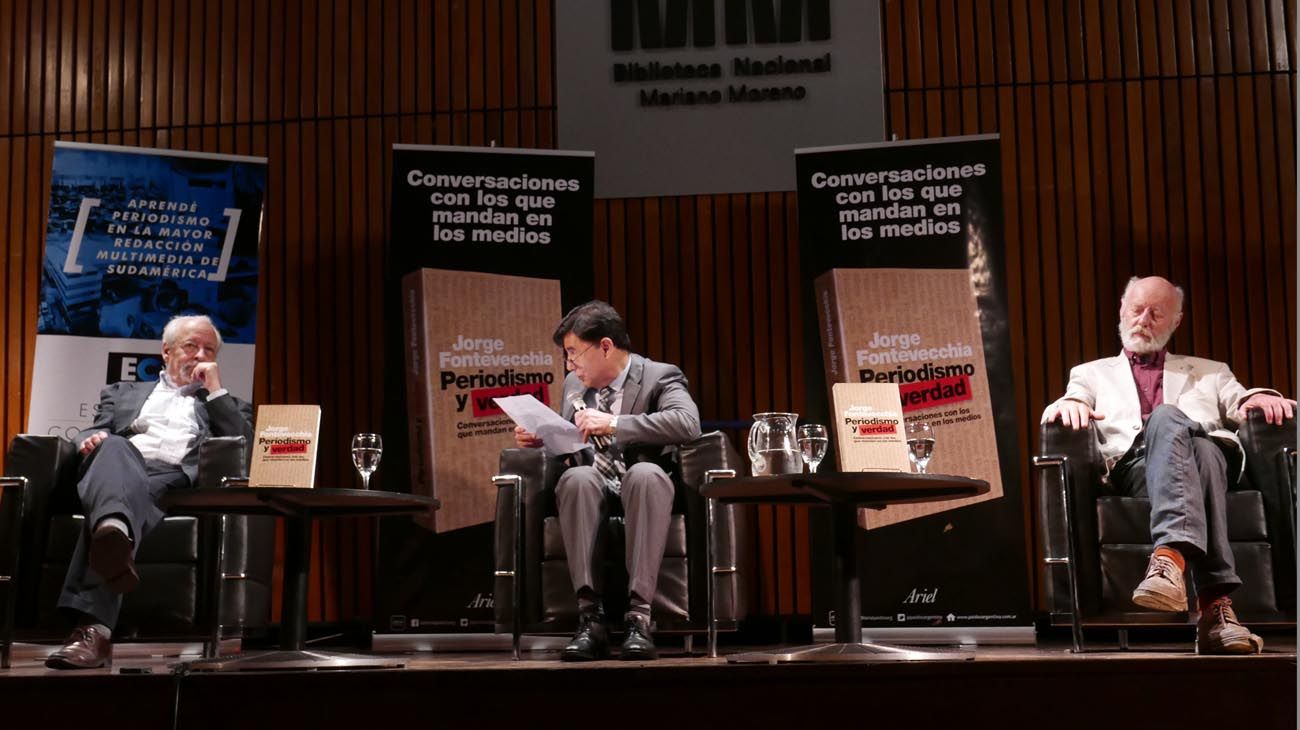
[
  {"xmin": 514, "ymin": 425, "xmax": 543, "ymax": 449},
  {"xmin": 1041, "ymin": 400, "xmax": 1104, "ymax": 430},
  {"xmin": 1237, "ymin": 393, "xmax": 1297, "ymax": 426}
]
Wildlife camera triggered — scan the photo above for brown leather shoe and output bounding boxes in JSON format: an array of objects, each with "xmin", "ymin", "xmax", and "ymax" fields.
[
  {"xmin": 1196, "ymin": 597, "xmax": 1264, "ymax": 655},
  {"xmin": 89, "ymin": 522, "xmax": 138, "ymax": 593},
  {"xmin": 1131, "ymin": 552, "xmax": 1187, "ymax": 612},
  {"xmin": 45, "ymin": 626, "xmax": 112, "ymax": 669}
]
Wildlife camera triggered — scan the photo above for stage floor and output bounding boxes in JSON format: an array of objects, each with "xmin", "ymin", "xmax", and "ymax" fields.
[{"xmin": 3, "ymin": 633, "xmax": 1296, "ymax": 729}]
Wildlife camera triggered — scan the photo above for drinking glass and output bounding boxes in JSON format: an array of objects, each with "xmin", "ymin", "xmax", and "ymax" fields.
[
  {"xmin": 797, "ymin": 424, "xmax": 829, "ymax": 474},
  {"xmin": 905, "ymin": 422, "xmax": 935, "ymax": 474},
  {"xmin": 351, "ymin": 433, "xmax": 383, "ymax": 490}
]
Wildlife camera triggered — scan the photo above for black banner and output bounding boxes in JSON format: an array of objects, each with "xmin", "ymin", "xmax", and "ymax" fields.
[
  {"xmin": 794, "ymin": 135, "xmax": 1030, "ymax": 629},
  {"xmin": 378, "ymin": 145, "xmax": 594, "ymax": 633}
]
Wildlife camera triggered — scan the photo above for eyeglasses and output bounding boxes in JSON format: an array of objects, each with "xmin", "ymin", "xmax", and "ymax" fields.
[
  {"xmin": 565, "ymin": 343, "xmax": 597, "ymax": 364},
  {"xmin": 174, "ymin": 341, "xmax": 217, "ymax": 356}
]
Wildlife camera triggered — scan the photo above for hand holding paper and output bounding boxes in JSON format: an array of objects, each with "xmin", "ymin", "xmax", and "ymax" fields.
[{"xmin": 494, "ymin": 395, "xmax": 592, "ymax": 457}]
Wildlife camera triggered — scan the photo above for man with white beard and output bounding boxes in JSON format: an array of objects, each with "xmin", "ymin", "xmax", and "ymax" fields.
[{"xmin": 1041, "ymin": 276, "xmax": 1294, "ymax": 654}]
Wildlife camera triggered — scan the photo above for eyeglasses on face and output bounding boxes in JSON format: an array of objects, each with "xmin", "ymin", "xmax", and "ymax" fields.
[{"xmin": 565, "ymin": 343, "xmax": 597, "ymax": 364}]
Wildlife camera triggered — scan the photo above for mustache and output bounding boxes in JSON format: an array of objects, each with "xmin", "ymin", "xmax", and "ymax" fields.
[{"xmin": 1126, "ymin": 324, "xmax": 1154, "ymax": 339}]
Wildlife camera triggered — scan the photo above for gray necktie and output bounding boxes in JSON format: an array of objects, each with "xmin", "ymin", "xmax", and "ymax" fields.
[{"xmin": 592, "ymin": 386, "xmax": 625, "ymax": 491}]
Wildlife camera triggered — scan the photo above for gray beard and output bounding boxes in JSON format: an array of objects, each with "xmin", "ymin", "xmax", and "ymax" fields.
[{"xmin": 1119, "ymin": 323, "xmax": 1171, "ymax": 354}]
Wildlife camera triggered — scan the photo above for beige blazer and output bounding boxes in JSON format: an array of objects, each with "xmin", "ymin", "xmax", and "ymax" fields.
[{"xmin": 1042, "ymin": 353, "xmax": 1278, "ymax": 475}]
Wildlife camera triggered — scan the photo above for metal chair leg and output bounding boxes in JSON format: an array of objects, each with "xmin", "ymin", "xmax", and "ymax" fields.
[
  {"xmin": 703, "ymin": 469, "xmax": 735, "ymax": 659},
  {"xmin": 493, "ymin": 475, "xmax": 523, "ymax": 660}
]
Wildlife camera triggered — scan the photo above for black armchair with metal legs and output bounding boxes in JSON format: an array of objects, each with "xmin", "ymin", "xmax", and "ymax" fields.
[
  {"xmin": 0, "ymin": 434, "xmax": 274, "ymax": 668},
  {"xmin": 492, "ymin": 431, "xmax": 752, "ymax": 659},
  {"xmin": 1033, "ymin": 410, "xmax": 1296, "ymax": 652}
]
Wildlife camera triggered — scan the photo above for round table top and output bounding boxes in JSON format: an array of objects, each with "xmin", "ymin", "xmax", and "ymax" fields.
[
  {"xmin": 161, "ymin": 486, "xmax": 440, "ymax": 518},
  {"xmin": 699, "ymin": 470, "xmax": 988, "ymax": 508}
]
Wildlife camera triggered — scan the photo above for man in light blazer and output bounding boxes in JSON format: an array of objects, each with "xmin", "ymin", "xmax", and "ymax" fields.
[
  {"xmin": 514, "ymin": 300, "xmax": 701, "ymax": 661},
  {"xmin": 1041, "ymin": 276, "xmax": 1294, "ymax": 654},
  {"xmin": 45, "ymin": 314, "xmax": 254, "ymax": 669}
]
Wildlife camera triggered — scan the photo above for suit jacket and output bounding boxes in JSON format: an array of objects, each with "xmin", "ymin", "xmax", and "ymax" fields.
[
  {"xmin": 78, "ymin": 380, "xmax": 255, "ymax": 484},
  {"xmin": 1043, "ymin": 352, "xmax": 1279, "ymax": 475},
  {"xmin": 559, "ymin": 353, "xmax": 701, "ymax": 468}
]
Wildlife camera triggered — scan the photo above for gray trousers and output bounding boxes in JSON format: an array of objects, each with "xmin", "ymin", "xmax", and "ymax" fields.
[
  {"xmin": 555, "ymin": 462, "xmax": 674, "ymax": 606},
  {"xmin": 57, "ymin": 435, "xmax": 189, "ymax": 627},
  {"xmin": 1109, "ymin": 404, "xmax": 1240, "ymax": 593}
]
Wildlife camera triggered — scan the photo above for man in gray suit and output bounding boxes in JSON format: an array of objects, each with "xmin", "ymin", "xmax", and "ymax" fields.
[
  {"xmin": 1042, "ymin": 276, "xmax": 1293, "ymax": 654},
  {"xmin": 45, "ymin": 314, "xmax": 254, "ymax": 669},
  {"xmin": 513, "ymin": 301, "xmax": 701, "ymax": 661}
]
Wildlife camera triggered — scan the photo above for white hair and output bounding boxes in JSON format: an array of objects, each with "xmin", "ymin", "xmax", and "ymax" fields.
[
  {"xmin": 1121, "ymin": 276, "xmax": 1184, "ymax": 314},
  {"xmin": 162, "ymin": 314, "xmax": 222, "ymax": 350}
]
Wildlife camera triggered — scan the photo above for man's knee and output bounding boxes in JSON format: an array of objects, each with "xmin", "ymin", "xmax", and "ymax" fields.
[
  {"xmin": 621, "ymin": 462, "xmax": 673, "ymax": 496},
  {"xmin": 556, "ymin": 466, "xmax": 605, "ymax": 498},
  {"xmin": 1146, "ymin": 404, "xmax": 1194, "ymax": 432}
]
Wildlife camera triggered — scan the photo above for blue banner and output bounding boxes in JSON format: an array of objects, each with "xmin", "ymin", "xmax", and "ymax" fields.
[{"xmin": 29, "ymin": 142, "xmax": 266, "ymax": 437}]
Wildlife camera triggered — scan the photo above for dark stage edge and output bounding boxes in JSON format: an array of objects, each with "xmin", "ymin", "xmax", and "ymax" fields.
[{"xmin": 1, "ymin": 639, "xmax": 1295, "ymax": 729}]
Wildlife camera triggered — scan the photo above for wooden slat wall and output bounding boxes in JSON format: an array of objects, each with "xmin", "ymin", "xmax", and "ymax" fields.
[{"xmin": 0, "ymin": 1, "xmax": 1293, "ymax": 623}]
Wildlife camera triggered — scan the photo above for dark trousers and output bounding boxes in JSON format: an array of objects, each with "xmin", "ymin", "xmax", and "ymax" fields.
[
  {"xmin": 1108, "ymin": 404, "xmax": 1241, "ymax": 593},
  {"xmin": 57, "ymin": 435, "xmax": 189, "ymax": 627},
  {"xmin": 554, "ymin": 463, "xmax": 674, "ymax": 608}
]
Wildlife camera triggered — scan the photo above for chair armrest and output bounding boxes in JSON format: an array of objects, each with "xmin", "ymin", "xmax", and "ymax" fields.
[
  {"xmin": 192, "ymin": 435, "xmax": 271, "ymax": 629},
  {"xmin": 3, "ymin": 435, "xmax": 79, "ymax": 627},
  {"xmin": 1237, "ymin": 411, "xmax": 1296, "ymax": 610},
  {"xmin": 493, "ymin": 447, "xmax": 565, "ymax": 627},
  {"xmin": 1037, "ymin": 421, "xmax": 1105, "ymax": 616},
  {"xmin": 677, "ymin": 431, "xmax": 743, "ymax": 491},
  {"xmin": 676, "ymin": 431, "xmax": 752, "ymax": 623},
  {"xmin": 195, "ymin": 436, "xmax": 249, "ymax": 489}
]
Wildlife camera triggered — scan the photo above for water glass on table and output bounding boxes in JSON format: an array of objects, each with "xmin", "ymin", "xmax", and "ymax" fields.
[
  {"xmin": 351, "ymin": 433, "xmax": 383, "ymax": 490},
  {"xmin": 905, "ymin": 422, "xmax": 935, "ymax": 474},
  {"xmin": 797, "ymin": 424, "xmax": 828, "ymax": 474}
]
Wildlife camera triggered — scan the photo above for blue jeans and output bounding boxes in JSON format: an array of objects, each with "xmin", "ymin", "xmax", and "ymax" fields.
[{"xmin": 1108, "ymin": 404, "xmax": 1241, "ymax": 593}]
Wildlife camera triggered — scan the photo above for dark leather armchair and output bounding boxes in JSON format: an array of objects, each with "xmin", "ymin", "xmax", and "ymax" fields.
[
  {"xmin": 1034, "ymin": 411, "xmax": 1295, "ymax": 651},
  {"xmin": 0, "ymin": 434, "xmax": 274, "ymax": 668},
  {"xmin": 492, "ymin": 431, "xmax": 752, "ymax": 657}
]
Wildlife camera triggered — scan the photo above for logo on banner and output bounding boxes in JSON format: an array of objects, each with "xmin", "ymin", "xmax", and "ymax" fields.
[
  {"xmin": 611, "ymin": 0, "xmax": 831, "ymax": 50},
  {"xmin": 106, "ymin": 352, "xmax": 163, "ymax": 383}
]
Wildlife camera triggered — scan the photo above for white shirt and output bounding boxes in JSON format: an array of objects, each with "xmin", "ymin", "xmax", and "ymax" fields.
[
  {"xmin": 128, "ymin": 375, "xmax": 204, "ymax": 465},
  {"xmin": 604, "ymin": 357, "xmax": 632, "ymax": 414}
]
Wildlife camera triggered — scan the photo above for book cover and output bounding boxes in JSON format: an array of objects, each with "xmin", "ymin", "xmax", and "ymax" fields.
[
  {"xmin": 814, "ymin": 268, "xmax": 1003, "ymax": 528},
  {"xmin": 402, "ymin": 268, "xmax": 564, "ymax": 532},
  {"xmin": 248, "ymin": 405, "xmax": 323, "ymax": 488},
  {"xmin": 830, "ymin": 382, "xmax": 910, "ymax": 474}
]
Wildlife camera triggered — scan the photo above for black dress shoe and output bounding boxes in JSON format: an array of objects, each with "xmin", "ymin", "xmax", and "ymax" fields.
[
  {"xmin": 46, "ymin": 626, "xmax": 112, "ymax": 670},
  {"xmin": 561, "ymin": 612, "xmax": 609, "ymax": 661},
  {"xmin": 89, "ymin": 522, "xmax": 138, "ymax": 594},
  {"xmin": 619, "ymin": 616, "xmax": 657, "ymax": 661}
]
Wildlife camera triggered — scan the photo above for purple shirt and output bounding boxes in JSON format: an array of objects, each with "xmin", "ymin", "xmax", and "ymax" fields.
[{"xmin": 1125, "ymin": 348, "xmax": 1166, "ymax": 421}]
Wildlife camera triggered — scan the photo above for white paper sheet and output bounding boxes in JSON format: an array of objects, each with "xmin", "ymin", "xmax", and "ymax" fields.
[{"xmin": 493, "ymin": 395, "xmax": 592, "ymax": 457}]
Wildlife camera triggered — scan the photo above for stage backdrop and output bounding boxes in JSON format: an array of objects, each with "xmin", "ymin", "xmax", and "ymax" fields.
[
  {"xmin": 378, "ymin": 144, "xmax": 593, "ymax": 633},
  {"xmin": 29, "ymin": 142, "xmax": 266, "ymax": 437},
  {"xmin": 557, "ymin": 0, "xmax": 884, "ymax": 197},
  {"xmin": 795, "ymin": 134, "xmax": 1030, "ymax": 630}
]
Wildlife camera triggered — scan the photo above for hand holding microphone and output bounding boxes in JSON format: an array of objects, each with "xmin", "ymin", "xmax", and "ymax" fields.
[{"xmin": 571, "ymin": 398, "xmax": 613, "ymax": 449}]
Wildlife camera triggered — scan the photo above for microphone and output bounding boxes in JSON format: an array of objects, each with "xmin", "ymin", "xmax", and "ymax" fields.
[{"xmin": 571, "ymin": 397, "xmax": 611, "ymax": 450}]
